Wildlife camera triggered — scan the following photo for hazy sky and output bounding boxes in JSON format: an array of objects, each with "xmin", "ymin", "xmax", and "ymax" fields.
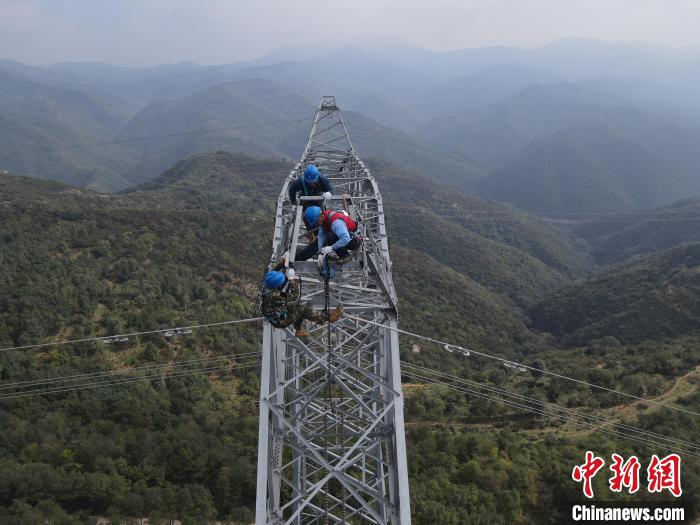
[{"xmin": 2, "ymin": 0, "xmax": 699, "ymax": 66}]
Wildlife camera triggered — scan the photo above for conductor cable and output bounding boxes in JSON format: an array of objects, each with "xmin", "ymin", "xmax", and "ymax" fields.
[{"xmin": 348, "ymin": 315, "xmax": 700, "ymax": 419}]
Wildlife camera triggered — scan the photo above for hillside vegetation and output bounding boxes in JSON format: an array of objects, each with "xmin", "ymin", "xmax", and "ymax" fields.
[
  {"xmin": 530, "ymin": 243, "xmax": 700, "ymax": 345},
  {"xmin": 373, "ymin": 161, "xmax": 592, "ymax": 276},
  {"xmin": 2, "ymin": 154, "xmax": 700, "ymax": 523},
  {"xmin": 116, "ymin": 81, "xmax": 487, "ymax": 189},
  {"xmin": 0, "ymin": 172, "xmax": 268, "ymax": 523},
  {"xmin": 574, "ymin": 197, "xmax": 700, "ymax": 264},
  {"xmin": 122, "ymin": 151, "xmax": 289, "ymax": 214},
  {"xmin": 0, "ymin": 161, "xmax": 543, "ymax": 522},
  {"xmin": 475, "ymin": 117, "xmax": 700, "ymax": 213},
  {"xmin": 0, "ymin": 70, "xmax": 130, "ymax": 191}
]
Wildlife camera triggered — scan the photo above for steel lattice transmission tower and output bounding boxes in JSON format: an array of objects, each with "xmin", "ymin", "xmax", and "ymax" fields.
[{"xmin": 256, "ymin": 97, "xmax": 411, "ymax": 524}]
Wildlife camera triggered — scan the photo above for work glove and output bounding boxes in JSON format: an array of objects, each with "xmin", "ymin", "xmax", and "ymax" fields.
[
  {"xmin": 320, "ymin": 246, "xmax": 335, "ymax": 255},
  {"xmin": 286, "ymin": 268, "xmax": 296, "ymax": 281},
  {"xmin": 322, "ymin": 191, "xmax": 332, "ymax": 200}
]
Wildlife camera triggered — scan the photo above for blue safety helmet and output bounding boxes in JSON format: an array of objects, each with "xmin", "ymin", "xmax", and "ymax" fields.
[
  {"xmin": 304, "ymin": 205, "xmax": 322, "ymax": 228},
  {"xmin": 264, "ymin": 271, "xmax": 286, "ymax": 289},
  {"xmin": 303, "ymin": 164, "xmax": 320, "ymax": 183}
]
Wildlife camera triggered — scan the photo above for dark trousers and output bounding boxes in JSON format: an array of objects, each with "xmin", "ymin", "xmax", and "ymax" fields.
[
  {"xmin": 295, "ymin": 232, "xmax": 361, "ymax": 261},
  {"xmin": 296, "ymin": 240, "xmax": 318, "ymax": 261},
  {"xmin": 325, "ymin": 232, "xmax": 361, "ymax": 259}
]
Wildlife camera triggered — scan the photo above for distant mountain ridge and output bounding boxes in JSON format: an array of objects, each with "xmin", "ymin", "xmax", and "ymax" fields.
[
  {"xmin": 444, "ymin": 84, "xmax": 700, "ymax": 213},
  {"xmin": 0, "ymin": 65, "xmax": 489, "ymax": 193},
  {"xmin": 3, "ymin": 38, "xmax": 700, "ymax": 212},
  {"xmin": 475, "ymin": 124, "xmax": 700, "ymax": 213},
  {"xmin": 0, "ymin": 68, "xmax": 131, "ymax": 190},
  {"xmin": 115, "ymin": 79, "xmax": 488, "ymax": 189}
]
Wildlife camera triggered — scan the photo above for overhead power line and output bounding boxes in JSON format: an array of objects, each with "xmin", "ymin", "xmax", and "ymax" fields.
[
  {"xmin": 0, "ymin": 357, "xmax": 262, "ymax": 401},
  {"xmin": 3, "ymin": 323, "xmax": 696, "ymax": 457},
  {"xmin": 0, "ymin": 317, "xmax": 264, "ymax": 354},
  {"xmin": 4, "ymin": 346, "xmax": 695, "ymax": 458},
  {"xmin": 0, "ymin": 350, "xmax": 262, "ymax": 391},
  {"xmin": 401, "ymin": 361, "xmax": 700, "ymax": 454},
  {"xmin": 349, "ymin": 315, "xmax": 700, "ymax": 419},
  {"xmin": 7, "ymin": 312, "xmax": 697, "ymax": 419},
  {"xmin": 402, "ymin": 368, "xmax": 700, "ymax": 460}
]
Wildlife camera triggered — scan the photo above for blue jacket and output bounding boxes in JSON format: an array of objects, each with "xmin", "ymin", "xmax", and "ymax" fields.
[
  {"xmin": 288, "ymin": 174, "xmax": 332, "ymax": 205},
  {"xmin": 318, "ymin": 217, "xmax": 351, "ymax": 251}
]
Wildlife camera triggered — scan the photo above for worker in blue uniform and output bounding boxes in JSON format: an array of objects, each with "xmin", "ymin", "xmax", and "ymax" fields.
[
  {"xmin": 297, "ymin": 206, "xmax": 362, "ymax": 264},
  {"xmin": 288, "ymin": 164, "xmax": 332, "ymax": 208}
]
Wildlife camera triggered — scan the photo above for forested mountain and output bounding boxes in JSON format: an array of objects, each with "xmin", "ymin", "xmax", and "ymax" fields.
[
  {"xmin": 0, "ymin": 171, "xmax": 267, "ymax": 523},
  {"xmin": 441, "ymin": 77, "xmax": 690, "ymax": 169},
  {"xmin": 529, "ymin": 243, "xmax": 700, "ymax": 345},
  {"xmin": 372, "ymin": 160, "xmax": 591, "ymax": 275},
  {"xmin": 418, "ymin": 82, "xmax": 602, "ymax": 169},
  {"xmin": 475, "ymin": 123, "xmax": 700, "ymax": 213},
  {"xmin": 574, "ymin": 197, "xmax": 700, "ymax": 264},
  {"xmin": 1, "ymin": 161, "xmax": 538, "ymax": 523},
  {"xmin": 2, "ymin": 150, "xmax": 700, "ymax": 523},
  {"xmin": 128, "ymin": 156, "xmax": 536, "ymax": 348},
  {"xmin": 0, "ymin": 67, "xmax": 126, "ymax": 131},
  {"xmin": 122, "ymin": 151, "xmax": 289, "ymax": 214},
  {"xmin": 370, "ymin": 161, "xmax": 592, "ymax": 307},
  {"xmin": 114, "ymin": 80, "xmax": 313, "ymax": 185},
  {"xmin": 412, "ymin": 65, "xmax": 557, "ymax": 118},
  {"xmin": 0, "ymin": 68, "xmax": 131, "ymax": 191},
  {"xmin": 124, "ymin": 152, "xmax": 588, "ymax": 309},
  {"xmin": 0, "ymin": 64, "xmax": 485, "ymax": 193},
  {"xmin": 419, "ymin": 82, "xmax": 700, "ymax": 212},
  {"xmin": 117, "ymin": 80, "xmax": 486, "ymax": 189}
]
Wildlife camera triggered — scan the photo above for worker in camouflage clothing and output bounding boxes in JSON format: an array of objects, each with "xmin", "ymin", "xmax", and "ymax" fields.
[{"xmin": 261, "ymin": 260, "xmax": 342, "ymax": 337}]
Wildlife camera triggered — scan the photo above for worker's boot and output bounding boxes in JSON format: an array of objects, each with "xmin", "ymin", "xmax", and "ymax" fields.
[
  {"xmin": 295, "ymin": 327, "xmax": 309, "ymax": 338},
  {"xmin": 328, "ymin": 307, "xmax": 343, "ymax": 323}
]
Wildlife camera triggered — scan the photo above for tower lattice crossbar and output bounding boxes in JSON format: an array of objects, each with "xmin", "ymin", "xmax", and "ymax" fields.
[{"xmin": 255, "ymin": 96, "xmax": 411, "ymax": 524}]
